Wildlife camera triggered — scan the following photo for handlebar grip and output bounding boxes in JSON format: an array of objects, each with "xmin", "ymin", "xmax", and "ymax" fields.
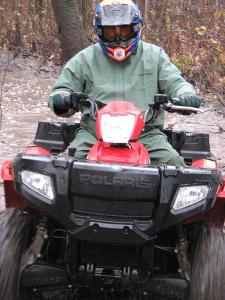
[
  {"xmin": 154, "ymin": 94, "xmax": 168, "ymax": 105},
  {"xmin": 165, "ymin": 103, "xmax": 203, "ymax": 113}
]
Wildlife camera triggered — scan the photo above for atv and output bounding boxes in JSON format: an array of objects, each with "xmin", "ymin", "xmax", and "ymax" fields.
[{"xmin": 1, "ymin": 94, "xmax": 225, "ymax": 300}]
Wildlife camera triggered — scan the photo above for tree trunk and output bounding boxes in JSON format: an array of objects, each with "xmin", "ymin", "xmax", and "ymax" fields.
[
  {"xmin": 51, "ymin": 0, "xmax": 90, "ymax": 62},
  {"xmin": 13, "ymin": 0, "xmax": 21, "ymax": 48}
]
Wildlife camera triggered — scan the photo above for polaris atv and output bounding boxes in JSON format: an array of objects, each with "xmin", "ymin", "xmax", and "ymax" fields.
[{"xmin": 1, "ymin": 94, "xmax": 225, "ymax": 300}]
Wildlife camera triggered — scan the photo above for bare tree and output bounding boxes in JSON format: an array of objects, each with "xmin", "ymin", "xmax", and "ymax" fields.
[{"xmin": 51, "ymin": 0, "xmax": 90, "ymax": 62}]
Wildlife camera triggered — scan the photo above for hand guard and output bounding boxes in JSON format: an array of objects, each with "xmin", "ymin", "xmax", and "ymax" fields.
[{"xmin": 171, "ymin": 94, "xmax": 201, "ymax": 108}]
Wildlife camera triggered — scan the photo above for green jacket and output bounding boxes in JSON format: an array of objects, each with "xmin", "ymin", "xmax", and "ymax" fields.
[{"xmin": 48, "ymin": 41, "xmax": 196, "ymax": 130}]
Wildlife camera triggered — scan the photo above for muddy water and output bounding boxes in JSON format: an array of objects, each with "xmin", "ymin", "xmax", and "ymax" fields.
[
  {"xmin": 0, "ymin": 52, "xmax": 225, "ymax": 211},
  {"xmin": 166, "ymin": 96, "xmax": 225, "ymax": 172},
  {"xmin": 0, "ymin": 53, "xmax": 64, "ymax": 209},
  {"xmin": 0, "ymin": 74, "xmax": 56, "ymax": 165}
]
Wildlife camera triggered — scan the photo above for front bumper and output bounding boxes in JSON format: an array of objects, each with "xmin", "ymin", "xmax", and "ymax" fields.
[{"xmin": 12, "ymin": 155, "xmax": 222, "ymax": 244}]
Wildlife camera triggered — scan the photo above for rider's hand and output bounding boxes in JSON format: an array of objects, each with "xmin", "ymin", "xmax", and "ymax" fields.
[
  {"xmin": 70, "ymin": 92, "xmax": 88, "ymax": 111},
  {"xmin": 52, "ymin": 91, "xmax": 73, "ymax": 113},
  {"xmin": 52, "ymin": 91, "xmax": 85, "ymax": 113},
  {"xmin": 171, "ymin": 94, "xmax": 201, "ymax": 108}
]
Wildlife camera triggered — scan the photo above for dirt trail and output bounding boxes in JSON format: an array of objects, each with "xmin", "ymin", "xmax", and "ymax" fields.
[{"xmin": 0, "ymin": 50, "xmax": 225, "ymax": 210}]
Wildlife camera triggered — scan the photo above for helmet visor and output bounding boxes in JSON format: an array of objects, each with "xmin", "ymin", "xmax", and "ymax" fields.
[
  {"xmin": 102, "ymin": 25, "xmax": 134, "ymax": 42},
  {"xmin": 101, "ymin": 2, "xmax": 132, "ymax": 26}
]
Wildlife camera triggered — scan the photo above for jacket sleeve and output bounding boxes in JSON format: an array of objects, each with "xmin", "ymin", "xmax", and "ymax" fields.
[
  {"xmin": 158, "ymin": 49, "xmax": 196, "ymax": 98},
  {"xmin": 48, "ymin": 55, "xmax": 85, "ymax": 117}
]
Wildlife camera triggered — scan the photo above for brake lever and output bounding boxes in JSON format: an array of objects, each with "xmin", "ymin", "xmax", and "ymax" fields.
[{"xmin": 164, "ymin": 102, "xmax": 203, "ymax": 114}]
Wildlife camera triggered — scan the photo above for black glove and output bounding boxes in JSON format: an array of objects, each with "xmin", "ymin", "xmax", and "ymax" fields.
[
  {"xmin": 171, "ymin": 94, "xmax": 201, "ymax": 108},
  {"xmin": 52, "ymin": 91, "xmax": 87, "ymax": 114},
  {"xmin": 52, "ymin": 91, "xmax": 72, "ymax": 113}
]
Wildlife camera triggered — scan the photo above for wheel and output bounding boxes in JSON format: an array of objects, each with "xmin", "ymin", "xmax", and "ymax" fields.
[
  {"xmin": 189, "ymin": 225, "xmax": 225, "ymax": 300},
  {"xmin": 0, "ymin": 208, "xmax": 37, "ymax": 300}
]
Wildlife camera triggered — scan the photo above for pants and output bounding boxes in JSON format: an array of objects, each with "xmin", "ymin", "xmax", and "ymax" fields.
[{"xmin": 66, "ymin": 126, "xmax": 185, "ymax": 166}]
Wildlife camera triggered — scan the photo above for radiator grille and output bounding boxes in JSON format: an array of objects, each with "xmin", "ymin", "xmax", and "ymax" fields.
[{"xmin": 72, "ymin": 197, "xmax": 154, "ymax": 219}]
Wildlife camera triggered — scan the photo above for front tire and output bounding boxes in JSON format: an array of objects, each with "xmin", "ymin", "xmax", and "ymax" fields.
[
  {"xmin": 0, "ymin": 208, "xmax": 37, "ymax": 300},
  {"xmin": 189, "ymin": 225, "xmax": 225, "ymax": 300}
]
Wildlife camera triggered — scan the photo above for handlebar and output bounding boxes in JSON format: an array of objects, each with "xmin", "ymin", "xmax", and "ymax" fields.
[
  {"xmin": 144, "ymin": 94, "xmax": 202, "ymax": 124},
  {"xmin": 71, "ymin": 92, "xmax": 202, "ymax": 124},
  {"xmin": 71, "ymin": 92, "xmax": 98, "ymax": 121},
  {"xmin": 164, "ymin": 102, "xmax": 203, "ymax": 113}
]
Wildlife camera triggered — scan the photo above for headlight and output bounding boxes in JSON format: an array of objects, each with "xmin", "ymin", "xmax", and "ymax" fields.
[
  {"xmin": 21, "ymin": 170, "xmax": 54, "ymax": 202},
  {"xmin": 101, "ymin": 114, "xmax": 135, "ymax": 143},
  {"xmin": 172, "ymin": 185, "xmax": 209, "ymax": 211}
]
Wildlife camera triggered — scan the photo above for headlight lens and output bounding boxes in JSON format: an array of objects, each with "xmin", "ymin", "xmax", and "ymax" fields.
[
  {"xmin": 101, "ymin": 114, "xmax": 135, "ymax": 143},
  {"xmin": 172, "ymin": 185, "xmax": 209, "ymax": 211},
  {"xmin": 21, "ymin": 170, "xmax": 54, "ymax": 201}
]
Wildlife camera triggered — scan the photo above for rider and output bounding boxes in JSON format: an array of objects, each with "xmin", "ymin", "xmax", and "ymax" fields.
[{"xmin": 48, "ymin": 0, "xmax": 201, "ymax": 166}]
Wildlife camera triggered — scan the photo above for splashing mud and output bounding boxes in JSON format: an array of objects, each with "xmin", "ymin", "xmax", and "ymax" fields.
[
  {"xmin": 0, "ymin": 208, "xmax": 34, "ymax": 300},
  {"xmin": 189, "ymin": 226, "xmax": 225, "ymax": 300}
]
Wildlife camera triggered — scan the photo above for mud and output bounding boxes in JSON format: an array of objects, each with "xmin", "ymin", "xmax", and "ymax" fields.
[
  {"xmin": 0, "ymin": 50, "xmax": 225, "ymax": 211},
  {"xmin": 0, "ymin": 51, "xmax": 63, "ymax": 210}
]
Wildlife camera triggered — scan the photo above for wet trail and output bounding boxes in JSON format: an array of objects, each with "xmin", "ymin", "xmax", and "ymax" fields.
[
  {"xmin": 0, "ymin": 52, "xmax": 64, "ymax": 210},
  {"xmin": 0, "ymin": 63, "xmax": 58, "ymax": 165}
]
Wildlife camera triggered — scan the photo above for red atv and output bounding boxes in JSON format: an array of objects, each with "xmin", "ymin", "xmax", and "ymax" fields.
[{"xmin": 1, "ymin": 94, "xmax": 225, "ymax": 300}]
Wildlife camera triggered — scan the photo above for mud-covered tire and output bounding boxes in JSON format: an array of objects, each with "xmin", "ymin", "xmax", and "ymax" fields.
[
  {"xmin": 19, "ymin": 290, "xmax": 36, "ymax": 300},
  {"xmin": 189, "ymin": 225, "xmax": 225, "ymax": 300},
  {"xmin": 0, "ymin": 208, "xmax": 37, "ymax": 300}
]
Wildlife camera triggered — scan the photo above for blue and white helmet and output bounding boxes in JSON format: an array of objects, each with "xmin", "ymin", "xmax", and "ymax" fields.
[{"xmin": 93, "ymin": 0, "xmax": 143, "ymax": 62}]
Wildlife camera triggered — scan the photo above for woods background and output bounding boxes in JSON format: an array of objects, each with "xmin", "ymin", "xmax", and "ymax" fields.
[{"xmin": 0, "ymin": 0, "xmax": 224, "ymax": 101}]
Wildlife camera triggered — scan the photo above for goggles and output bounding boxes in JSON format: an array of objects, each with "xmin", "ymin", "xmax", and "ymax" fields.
[{"xmin": 102, "ymin": 25, "xmax": 134, "ymax": 42}]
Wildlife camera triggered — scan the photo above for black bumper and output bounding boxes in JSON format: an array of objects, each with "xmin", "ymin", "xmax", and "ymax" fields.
[{"xmin": 12, "ymin": 155, "xmax": 222, "ymax": 244}]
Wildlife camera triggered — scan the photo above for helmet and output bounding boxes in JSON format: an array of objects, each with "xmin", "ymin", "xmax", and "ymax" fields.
[{"xmin": 94, "ymin": 0, "xmax": 143, "ymax": 62}]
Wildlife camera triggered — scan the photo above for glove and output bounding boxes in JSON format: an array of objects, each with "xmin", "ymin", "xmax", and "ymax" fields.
[
  {"xmin": 171, "ymin": 94, "xmax": 201, "ymax": 108},
  {"xmin": 52, "ymin": 91, "xmax": 72, "ymax": 112},
  {"xmin": 52, "ymin": 91, "xmax": 86, "ymax": 114}
]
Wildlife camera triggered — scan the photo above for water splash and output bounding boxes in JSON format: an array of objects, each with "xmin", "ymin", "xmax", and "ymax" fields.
[{"xmin": 189, "ymin": 226, "xmax": 225, "ymax": 300}]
